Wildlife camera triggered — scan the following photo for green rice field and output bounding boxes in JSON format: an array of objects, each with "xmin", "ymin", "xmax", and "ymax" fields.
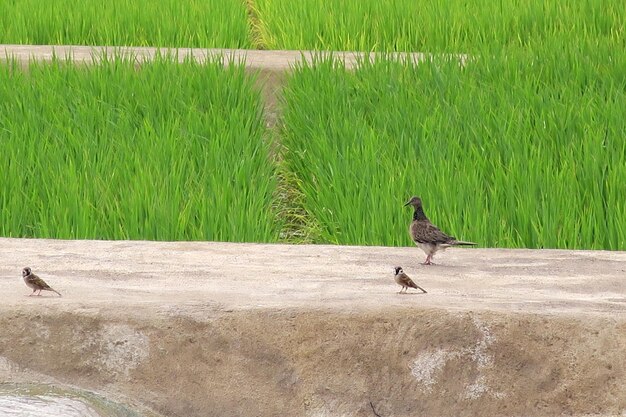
[
  {"xmin": 279, "ymin": 52, "xmax": 626, "ymax": 249},
  {"xmin": 2, "ymin": 0, "xmax": 623, "ymax": 52},
  {"xmin": 0, "ymin": 0, "xmax": 251, "ymax": 48},
  {"xmin": 1, "ymin": 51, "xmax": 625, "ymax": 249},
  {"xmin": 253, "ymin": 0, "xmax": 625, "ymax": 52},
  {"xmin": 0, "ymin": 57, "xmax": 279, "ymax": 242},
  {"xmin": 1, "ymin": 1, "xmax": 625, "ymax": 250}
]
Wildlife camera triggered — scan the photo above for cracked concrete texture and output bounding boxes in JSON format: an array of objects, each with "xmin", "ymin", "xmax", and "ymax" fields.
[{"xmin": 0, "ymin": 238, "xmax": 625, "ymax": 416}]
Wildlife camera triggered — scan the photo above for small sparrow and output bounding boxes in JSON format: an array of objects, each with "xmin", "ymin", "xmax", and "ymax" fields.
[
  {"xmin": 404, "ymin": 196, "xmax": 476, "ymax": 265},
  {"xmin": 394, "ymin": 266, "xmax": 427, "ymax": 294},
  {"xmin": 22, "ymin": 267, "xmax": 62, "ymax": 297}
]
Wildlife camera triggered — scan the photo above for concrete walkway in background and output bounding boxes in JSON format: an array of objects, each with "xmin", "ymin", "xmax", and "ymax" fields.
[{"xmin": 0, "ymin": 44, "xmax": 469, "ymax": 70}]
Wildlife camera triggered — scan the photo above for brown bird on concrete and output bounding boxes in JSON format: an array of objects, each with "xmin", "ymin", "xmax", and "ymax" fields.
[
  {"xmin": 22, "ymin": 267, "xmax": 62, "ymax": 297},
  {"xmin": 394, "ymin": 266, "xmax": 426, "ymax": 294},
  {"xmin": 404, "ymin": 196, "xmax": 476, "ymax": 265}
]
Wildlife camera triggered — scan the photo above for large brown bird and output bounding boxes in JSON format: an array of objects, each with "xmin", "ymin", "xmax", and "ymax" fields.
[
  {"xmin": 393, "ymin": 266, "xmax": 427, "ymax": 294},
  {"xmin": 404, "ymin": 196, "xmax": 476, "ymax": 265},
  {"xmin": 22, "ymin": 267, "xmax": 62, "ymax": 297}
]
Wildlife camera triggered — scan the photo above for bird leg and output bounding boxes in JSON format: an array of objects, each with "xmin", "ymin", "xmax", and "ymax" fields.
[{"xmin": 421, "ymin": 254, "xmax": 433, "ymax": 265}]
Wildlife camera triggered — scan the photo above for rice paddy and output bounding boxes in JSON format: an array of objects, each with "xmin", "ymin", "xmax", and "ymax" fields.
[
  {"xmin": 252, "ymin": 0, "xmax": 625, "ymax": 52},
  {"xmin": 279, "ymin": 52, "xmax": 626, "ymax": 249},
  {"xmin": 0, "ymin": 56, "xmax": 279, "ymax": 242},
  {"xmin": 3, "ymin": 0, "xmax": 623, "ymax": 53},
  {"xmin": 1, "ymin": 1, "xmax": 625, "ymax": 250},
  {"xmin": 0, "ymin": 0, "xmax": 251, "ymax": 48}
]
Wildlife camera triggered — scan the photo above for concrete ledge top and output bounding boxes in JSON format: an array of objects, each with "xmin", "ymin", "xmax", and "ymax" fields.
[
  {"xmin": 1, "ymin": 237, "xmax": 625, "ymax": 318},
  {"xmin": 0, "ymin": 44, "xmax": 470, "ymax": 70}
]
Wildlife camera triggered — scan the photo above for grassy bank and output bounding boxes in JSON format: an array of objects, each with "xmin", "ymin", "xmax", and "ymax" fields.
[
  {"xmin": 0, "ymin": 56, "xmax": 279, "ymax": 241},
  {"xmin": 279, "ymin": 52, "xmax": 626, "ymax": 249},
  {"xmin": 0, "ymin": 0, "xmax": 251, "ymax": 48}
]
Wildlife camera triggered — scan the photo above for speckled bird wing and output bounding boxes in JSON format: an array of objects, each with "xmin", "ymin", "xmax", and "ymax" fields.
[
  {"xmin": 398, "ymin": 273, "xmax": 418, "ymax": 289},
  {"xmin": 27, "ymin": 274, "xmax": 52, "ymax": 290},
  {"xmin": 411, "ymin": 220, "xmax": 455, "ymax": 244}
]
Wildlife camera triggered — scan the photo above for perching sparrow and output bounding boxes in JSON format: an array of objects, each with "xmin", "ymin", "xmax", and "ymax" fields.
[
  {"xmin": 22, "ymin": 267, "xmax": 62, "ymax": 297},
  {"xmin": 394, "ymin": 266, "xmax": 426, "ymax": 294}
]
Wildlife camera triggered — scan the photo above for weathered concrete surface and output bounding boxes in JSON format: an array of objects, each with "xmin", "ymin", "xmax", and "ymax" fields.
[
  {"xmin": 0, "ymin": 44, "xmax": 466, "ymax": 69},
  {"xmin": 1, "ymin": 237, "xmax": 625, "ymax": 417}
]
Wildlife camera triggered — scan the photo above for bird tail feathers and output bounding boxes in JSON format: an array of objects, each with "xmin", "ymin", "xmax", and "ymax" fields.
[{"xmin": 453, "ymin": 240, "xmax": 476, "ymax": 246}]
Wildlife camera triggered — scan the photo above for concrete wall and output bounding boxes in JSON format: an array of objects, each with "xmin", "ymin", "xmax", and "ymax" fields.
[{"xmin": 1, "ymin": 307, "xmax": 625, "ymax": 416}]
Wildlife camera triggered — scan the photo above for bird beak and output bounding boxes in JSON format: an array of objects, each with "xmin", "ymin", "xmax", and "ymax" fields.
[{"xmin": 403, "ymin": 200, "xmax": 411, "ymax": 207}]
